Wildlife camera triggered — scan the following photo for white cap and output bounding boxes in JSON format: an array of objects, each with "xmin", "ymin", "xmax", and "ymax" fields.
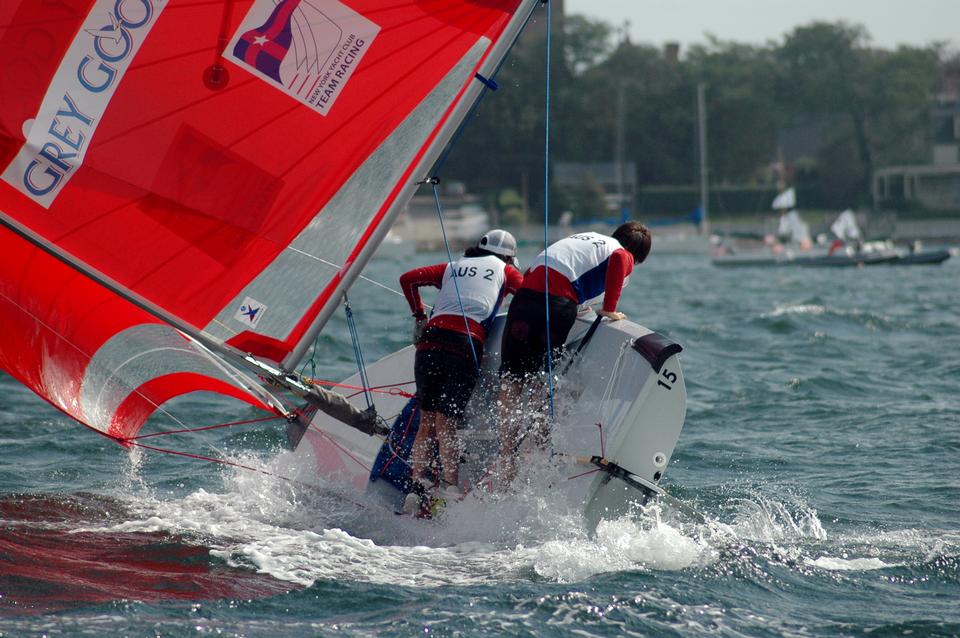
[{"xmin": 478, "ymin": 229, "xmax": 517, "ymax": 257}]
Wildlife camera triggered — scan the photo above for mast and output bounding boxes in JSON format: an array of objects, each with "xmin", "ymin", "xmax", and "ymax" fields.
[
  {"xmin": 615, "ymin": 81, "xmax": 627, "ymax": 222},
  {"xmin": 697, "ymin": 82, "xmax": 709, "ymax": 235}
]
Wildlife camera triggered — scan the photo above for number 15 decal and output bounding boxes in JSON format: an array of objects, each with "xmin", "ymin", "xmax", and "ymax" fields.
[{"xmin": 657, "ymin": 368, "xmax": 678, "ymax": 390}]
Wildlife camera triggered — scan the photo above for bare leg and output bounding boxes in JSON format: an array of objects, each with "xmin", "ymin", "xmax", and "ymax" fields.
[
  {"xmin": 409, "ymin": 410, "xmax": 437, "ymax": 485},
  {"xmin": 433, "ymin": 412, "xmax": 461, "ymax": 489}
]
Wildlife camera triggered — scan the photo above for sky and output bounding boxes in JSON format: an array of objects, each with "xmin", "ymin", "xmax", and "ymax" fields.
[{"xmin": 563, "ymin": 0, "xmax": 960, "ymax": 52}]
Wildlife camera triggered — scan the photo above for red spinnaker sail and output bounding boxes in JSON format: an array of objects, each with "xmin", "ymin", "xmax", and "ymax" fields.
[
  {"xmin": 0, "ymin": 0, "xmax": 536, "ymax": 437},
  {"xmin": 0, "ymin": 0, "xmax": 532, "ymax": 367}
]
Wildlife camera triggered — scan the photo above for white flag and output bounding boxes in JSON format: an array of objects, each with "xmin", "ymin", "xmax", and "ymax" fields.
[{"xmin": 771, "ymin": 187, "xmax": 796, "ymax": 210}]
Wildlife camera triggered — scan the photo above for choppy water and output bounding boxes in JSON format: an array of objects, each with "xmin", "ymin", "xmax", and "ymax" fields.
[{"xmin": 1, "ymin": 247, "xmax": 959, "ymax": 636}]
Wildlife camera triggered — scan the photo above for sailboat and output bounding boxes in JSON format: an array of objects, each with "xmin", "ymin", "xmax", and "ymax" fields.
[
  {"xmin": 0, "ymin": 1, "xmax": 687, "ymax": 527},
  {"xmin": 713, "ymin": 200, "xmax": 948, "ymax": 267}
]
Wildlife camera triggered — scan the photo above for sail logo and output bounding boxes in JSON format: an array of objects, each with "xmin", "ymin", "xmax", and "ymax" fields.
[
  {"xmin": 1, "ymin": 0, "xmax": 167, "ymax": 209},
  {"xmin": 235, "ymin": 297, "xmax": 268, "ymax": 329},
  {"xmin": 225, "ymin": 0, "xmax": 379, "ymax": 116}
]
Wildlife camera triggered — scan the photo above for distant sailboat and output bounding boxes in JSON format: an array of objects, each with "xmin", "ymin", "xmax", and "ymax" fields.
[{"xmin": 713, "ymin": 199, "xmax": 947, "ymax": 267}]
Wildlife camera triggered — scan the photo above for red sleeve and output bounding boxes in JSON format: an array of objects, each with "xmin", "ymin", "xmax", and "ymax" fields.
[
  {"xmin": 602, "ymin": 249, "xmax": 635, "ymax": 312},
  {"xmin": 399, "ymin": 263, "xmax": 446, "ymax": 316},
  {"xmin": 504, "ymin": 265, "xmax": 523, "ymax": 295}
]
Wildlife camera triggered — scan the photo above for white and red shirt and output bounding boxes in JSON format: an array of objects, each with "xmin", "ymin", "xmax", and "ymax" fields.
[
  {"xmin": 401, "ymin": 255, "xmax": 523, "ymax": 342},
  {"xmin": 523, "ymin": 232, "xmax": 633, "ymax": 311}
]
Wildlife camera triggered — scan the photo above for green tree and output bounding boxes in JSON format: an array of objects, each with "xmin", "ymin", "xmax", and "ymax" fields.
[
  {"xmin": 776, "ymin": 23, "xmax": 938, "ymax": 205},
  {"xmin": 686, "ymin": 38, "xmax": 782, "ymax": 184}
]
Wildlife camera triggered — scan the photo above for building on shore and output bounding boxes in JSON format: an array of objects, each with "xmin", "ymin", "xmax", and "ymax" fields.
[{"xmin": 873, "ymin": 64, "xmax": 960, "ymax": 212}]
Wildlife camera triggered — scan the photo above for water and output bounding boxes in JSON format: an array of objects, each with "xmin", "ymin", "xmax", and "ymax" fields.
[{"xmin": 1, "ymin": 248, "xmax": 959, "ymax": 636}]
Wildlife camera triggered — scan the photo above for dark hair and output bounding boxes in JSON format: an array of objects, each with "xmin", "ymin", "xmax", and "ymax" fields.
[
  {"xmin": 613, "ymin": 221, "xmax": 652, "ymax": 264},
  {"xmin": 464, "ymin": 246, "xmax": 513, "ymax": 264}
]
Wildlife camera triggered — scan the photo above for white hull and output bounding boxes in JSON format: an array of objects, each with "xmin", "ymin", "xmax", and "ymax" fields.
[{"xmin": 289, "ymin": 312, "xmax": 686, "ymax": 524}]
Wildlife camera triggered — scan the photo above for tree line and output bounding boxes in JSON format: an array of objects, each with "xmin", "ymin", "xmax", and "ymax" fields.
[{"xmin": 439, "ymin": 17, "xmax": 947, "ymax": 222}]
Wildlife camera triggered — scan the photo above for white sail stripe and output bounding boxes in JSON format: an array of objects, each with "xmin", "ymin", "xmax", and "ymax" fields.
[
  {"xmin": 80, "ymin": 324, "xmax": 262, "ymax": 432},
  {"xmin": 202, "ymin": 39, "xmax": 488, "ymax": 358},
  {"xmin": 0, "ymin": 283, "xmax": 183, "ymax": 429}
]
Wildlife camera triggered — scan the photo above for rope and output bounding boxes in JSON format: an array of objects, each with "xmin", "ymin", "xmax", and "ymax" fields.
[
  {"xmin": 304, "ymin": 378, "xmax": 415, "ymax": 399},
  {"xmin": 566, "ymin": 467, "xmax": 601, "ymax": 481},
  {"xmin": 297, "ymin": 333, "xmax": 320, "ymax": 384},
  {"xmin": 127, "ymin": 441, "xmax": 292, "ymax": 480},
  {"xmin": 430, "ymin": 181, "xmax": 481, "ymax": 376},
  {"xmin": 287, "ymin": 249, "xmax": 412, "ymax": 302},
  {"xmin": 310, "ymin": 423, "xmax": 372, "ymax": 474},
  {"xmin": 563, "ymin": 423, "xmax": 605, "ymax": 481},
  {"xmin": 429, "ymin": 0, "xmax": 540, "ymax": 176},
  {"xmin": 543, "ymin": 0, "xmax": 555, "ymax": 418},
  {"xmin": 343, "ymin": 293, "xmax": 374, "ymax": 410},
  {"xmin": 127, "ymin": 415, "xmax": 284, "ymax": 441}
]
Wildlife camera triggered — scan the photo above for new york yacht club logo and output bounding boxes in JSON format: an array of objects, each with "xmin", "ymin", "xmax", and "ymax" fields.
[
  {"xmin": 226, "ymin": 0, "xmax": 379, "ymax": 115},
  {"xmin": 1, "ymin": 0, "xmax": 166, "ymax": 209},
  {"xmin": 235, "ymin": 296, "xmax": 268, "ymax": 329}
]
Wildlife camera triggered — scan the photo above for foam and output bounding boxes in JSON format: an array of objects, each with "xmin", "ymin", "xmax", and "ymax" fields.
[
  {"xmin": 90, "ymin": 452, "xmax": 957, "ymax": 590},
  {"xmin": 805, "ymin": 556, "xmax": 894, "ymax": 571}
]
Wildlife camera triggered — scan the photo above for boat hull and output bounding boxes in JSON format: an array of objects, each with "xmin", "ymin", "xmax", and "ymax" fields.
[
  {"xmin": 712, "ymin": 251, "xmax": 899, "ymax": 267},
  {"xmin": 289, "ymin": 313, "xmax": 687, "ymax": 522},
  {"xmin": 713, "ymin": 248, "xmax": 952, "ymax": 267}
]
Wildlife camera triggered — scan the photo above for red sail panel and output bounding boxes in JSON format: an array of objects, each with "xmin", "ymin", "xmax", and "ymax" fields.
[
  {"xmin": 0, "ymin": 0, "xmax": 529, "ymax": 366},
  {"xmin": 0, "ymin": 221, "xmax": 275, "ymax": 441}
]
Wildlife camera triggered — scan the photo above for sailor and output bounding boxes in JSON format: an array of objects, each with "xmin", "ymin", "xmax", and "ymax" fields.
[
  {"xmin": 496, "ymin": 221, "xmax": 652, "ymax": 484},
  {"xmin": 398, "ymin": 230, "xmax": 523, "ymax": 516}
]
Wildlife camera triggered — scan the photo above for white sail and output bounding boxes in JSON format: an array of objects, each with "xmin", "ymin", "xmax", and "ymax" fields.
[
  {"xmin": 778, "ymin": 209, "xmax": 810, "ymax": 244},
  {"xmin": 831, "ymin": 209, "xmax": 862, "ymax": 241}
]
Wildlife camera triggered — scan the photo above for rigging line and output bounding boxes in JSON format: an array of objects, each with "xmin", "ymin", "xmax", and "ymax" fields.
[
  {"xmin": 126, "ymin": 434, "xmax": 370, "ymax": 510},
  {"xmin": 309, "ymin": 424, "xmax": 373, "ymax": 474},
  {"xmin": 343, "ymin": 294, "xmax": 373, "ymax": 410},
  {"xmin": 428, "ymin": 1, "xmax": 543, "ymax": 176},
  {"xmin": 297, "ymin": 333, "xmax": 320, "ymax": 382},
  {"xmin": 285, "ymin": 247, "xmax": 415, "ymax": 303},
  {"xmin": 567, "ymin": 467, "xmax": 601, "ymax": 481},
  {"xmin": 210, "ymin": 0, "xmax": 235, "ymax": 68},
  {"xmin": 182, "ymin": 331, "xmax": 297, "ymax": 416},
  {"xmin": 431, "ymin": 182, "xmax": 481, "ymax": 376},
  {"xmin": 128, "ymin": 415, "xmax": 284, "ymax": 441},
  {"xmin": 543, "ymin": 1, "xmax": 555, "ymax": 418},
  {"xmin": 126, "ymin": 440, "xmax": 295, "ymax": 480},
  {"xmin": 302, "ymin": 378, "xmax": 415, "ymax": 399}
]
